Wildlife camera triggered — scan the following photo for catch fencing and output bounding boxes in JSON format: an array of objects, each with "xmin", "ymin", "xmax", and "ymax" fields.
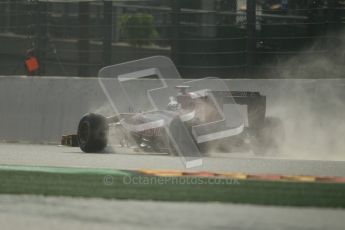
[{"xmin": 0, "ymin": 0, "xmax": 344, "ymax": 78}]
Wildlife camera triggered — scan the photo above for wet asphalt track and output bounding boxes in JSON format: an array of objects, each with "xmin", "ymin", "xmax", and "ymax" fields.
[{"xmin": 1, "ymin": 143, "xmax": 345, "ymax": 177}]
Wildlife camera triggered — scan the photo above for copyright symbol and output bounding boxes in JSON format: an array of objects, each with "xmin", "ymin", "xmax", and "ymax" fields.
[{"xmin": 103, "ymin": 175, "xmax": 114, "ymax": 186}]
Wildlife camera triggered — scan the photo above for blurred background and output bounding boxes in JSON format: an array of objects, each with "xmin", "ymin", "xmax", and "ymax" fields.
[{"xmin": 0, "ymin": 0, "xmax": 344, "ymax": 78}]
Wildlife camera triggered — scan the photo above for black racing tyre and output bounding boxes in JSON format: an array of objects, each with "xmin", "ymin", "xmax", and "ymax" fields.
[{"xmin": 77, "ymin": 113, "xmax": 109, "ymax": 153}]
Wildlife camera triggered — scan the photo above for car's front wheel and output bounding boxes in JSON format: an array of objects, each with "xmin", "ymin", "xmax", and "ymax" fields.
[{"xmin": 77, "ymin": 113, "xmax": 109, "ymax": 153}]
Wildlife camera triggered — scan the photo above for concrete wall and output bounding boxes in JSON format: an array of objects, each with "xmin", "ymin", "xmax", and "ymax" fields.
[
  {"xmin": 0, "ymin": 76, "xmax": 109, "ymax": 143},
  {"xmin": 1, "ymin": 76, "xmax": 345, "ymax": 144}
]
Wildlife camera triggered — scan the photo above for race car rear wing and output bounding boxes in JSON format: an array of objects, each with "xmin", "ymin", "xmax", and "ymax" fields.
[{"xmin": 211, "ymin": 91, "xmax": 266, "ymax": 130}]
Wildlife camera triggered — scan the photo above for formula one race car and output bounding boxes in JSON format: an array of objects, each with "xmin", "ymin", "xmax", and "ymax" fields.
[{"xmin": 74, "ymin": 56, "xmax": 284, "ymax": 156}]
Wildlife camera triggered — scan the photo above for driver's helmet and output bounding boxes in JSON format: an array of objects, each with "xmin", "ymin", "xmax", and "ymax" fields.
[{"xmin": 167, "ymin": 96, "xmax": 180, "ymax": 111}]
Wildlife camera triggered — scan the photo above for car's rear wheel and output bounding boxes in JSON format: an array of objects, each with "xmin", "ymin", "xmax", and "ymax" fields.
[{"xmin": 77, "ymin": 113, "xmax": 108, "ymax": 153}]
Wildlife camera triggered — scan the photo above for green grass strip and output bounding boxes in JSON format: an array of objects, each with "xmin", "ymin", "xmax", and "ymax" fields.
[
  {"xmin": 0, "ymin": 165, "xmax": 131, "ymax": 176},
  {"xmin": 0, "ymin": 168, "xmax": 344, "ymax": 208}
]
